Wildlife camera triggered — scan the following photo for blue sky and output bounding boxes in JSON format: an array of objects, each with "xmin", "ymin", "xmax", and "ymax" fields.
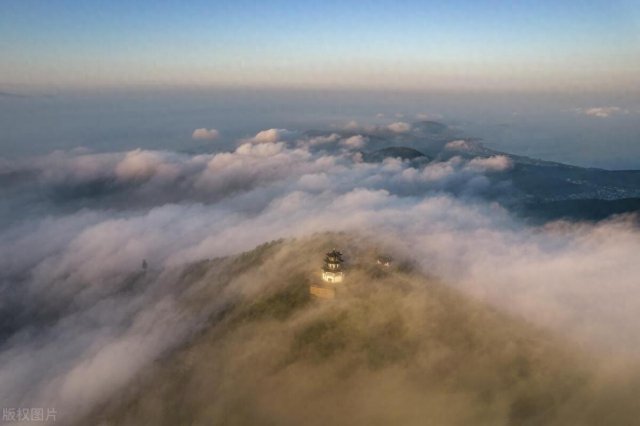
[{"xmin": 1, "ymin": 0, "xmax": 639, "ymax": 91}]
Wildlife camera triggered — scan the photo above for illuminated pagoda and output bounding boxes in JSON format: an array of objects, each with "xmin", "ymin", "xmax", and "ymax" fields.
[
  {"xmin": 310, "ymin": 249, "xmax": 345, "ymax": 299},
  {"xmin": 322, "ymin": 249, "xmax": 344, "ymax": 283},
  {"xmin": 376, "ymin": 255, "xmax": 392, "ymax": 267}
]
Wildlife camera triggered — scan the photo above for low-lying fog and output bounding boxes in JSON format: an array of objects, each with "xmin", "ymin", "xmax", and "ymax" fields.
[{"xmin": 1, "ymin": 106, "xmax": 639, "ymax": 423}]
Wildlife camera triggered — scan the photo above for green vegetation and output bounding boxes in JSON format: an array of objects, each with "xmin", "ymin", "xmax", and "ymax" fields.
[{"xmin": 235, "ymin": 274, "xmax": 311, "ymax": 323}]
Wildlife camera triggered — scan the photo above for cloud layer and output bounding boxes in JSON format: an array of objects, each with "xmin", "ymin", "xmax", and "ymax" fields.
[
  {"xmin": 1, "ymin": 127, "xmax": 639, "ymax": 423},
  {"xmin": 192, "ymin": 128, "xmax": 220, "ymax": 140}
]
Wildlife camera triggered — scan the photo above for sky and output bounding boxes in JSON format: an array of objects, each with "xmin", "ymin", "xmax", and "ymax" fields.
[{"xmin": 1, "ymin": 0, "xmax": 639, "ymax": 92}]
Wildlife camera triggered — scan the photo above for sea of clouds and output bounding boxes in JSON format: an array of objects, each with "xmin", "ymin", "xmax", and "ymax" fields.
[{"xmin": 1, "ymin": 125, "xmax": 639, "ymax": 423}]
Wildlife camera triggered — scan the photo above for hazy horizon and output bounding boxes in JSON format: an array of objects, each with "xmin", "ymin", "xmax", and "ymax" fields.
[
  {"xmin": 3, "ymin": 0, "xmax": 639, "ymax": 169},
  {"xmin": 2, "ymin": 87, "xmax": 640, "ymax": 169}
]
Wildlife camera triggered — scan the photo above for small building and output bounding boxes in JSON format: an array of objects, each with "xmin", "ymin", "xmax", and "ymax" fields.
[
  {"xmin": 311, "ymin": 248, "xmax": 345, "ymax": 299},
  {"xmin": 376, "ymin": 255, "xmax": 392, "ymax": 267},
  {"xmin": 322, "ymin": 249, "xmax": 344, "ymax": 283}
]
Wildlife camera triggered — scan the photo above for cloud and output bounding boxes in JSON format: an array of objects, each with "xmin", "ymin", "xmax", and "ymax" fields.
[
  {"xmin": 445, "ymin": 140, "xmax": 476, "ymax": 151},
  {"xmin": 1, "ymin": 127, "xmax": 639, "ymax": 423},
  {"xmin": 35, "ymin": 150, "xmax": 121, "ymax": 184},
  {"xmin": 387, "ymin": 121, "xmax": 412, "ymax": 133},
  {"xmin": 415, "ymin": 112, "xmax": 442, "ymax": 120},
  {"xmin": 338, "ymin": 120, "xmax": 413, "ymax": 135},
  {"xmin": 193, "ymin": 142, "xmax": 322, "ymax": 197},
  {"xmin": 578, "ymin": 107, "xmax": 629, "ymax": 118},
  {"xmin": 0, "ymin": 141, "xmax": 516, "ymax": 220},
  {"xmin": 344, "ymin": 120, "xmax": 360, "ymax": 130},
  {"xmin": 466, "ymin": 155, "xmax": 513, "ymax": 172},
  {"xmin": 192, "ymin": 128, "xmax": 220, "ymax": 140},
  {"xmin": 302, "ymin": 133, "xmax": 341, "ymax": 147},
  {"xmin": 341, "ymin": 135, "xmax": 367, "ymax": 149},
  {"xmin": 115, "ymin": 149, "xmax": 181, "ymax": 182},
  {"xmin": 249, "ymin": 128, "xmax": 298, "ymax": 144}
]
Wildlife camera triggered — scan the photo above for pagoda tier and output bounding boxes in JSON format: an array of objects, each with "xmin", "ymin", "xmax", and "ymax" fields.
[{"xmin": 323, "ymin": 249, "xmax": 344, "ymax": 271}]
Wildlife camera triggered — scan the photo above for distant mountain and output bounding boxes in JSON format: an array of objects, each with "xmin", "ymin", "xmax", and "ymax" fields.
[
  {"xmin": 406, "ymin": 121, "xmax": 640, "ymax": 220},
  {"xmin": 520, "ymin": 198, "xmax": 640, "ymax": 223},
  {"xmin": 412, "ymin": 120, "xmax": 448, "ymax": 134},
  {"xmin": 304, "ymin": 120, "xmax": 640, "ymax": 221}
]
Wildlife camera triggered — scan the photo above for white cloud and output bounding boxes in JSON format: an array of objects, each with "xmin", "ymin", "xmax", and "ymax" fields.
[
  {"xmin": 297, "ymin": 173, "xmax": 330, "ymax": 191},
  {"xmin": 445, "ymin": 140, "xmax": 475, "ymax": 151},
  {"xmin": 341, "ymin": 135, "xmax": 367, "ymax": 149},
  {"xmin": 192, "ymin": 128, "xmax": 220, "ymax": 140},
  {"xmin": 249, "ymin": 128, "xmax": 297, "ymax": 144},
  {"xmin": 36, "ymin": 151, "xmax": 121, "ymax": 183},
  {"xmin": 466, "ymin": 155, "xmax": 513, "ymax": 172},
  {"xmin": 579, "ymin": 107, "xmax": 629, "ymax": 118},
  {"xmin": 387, "ymin": 121, "xmax": 412, "ymax": 133},
  {"xmin": 416, "ymin": 112, "xmax": 442, "ymax": 120},
  {"xmin": 235, "ymin": 141, "xmax": 286, "ymax": 157},
  {"xmin": 115, "ymin": 149, "xmax": 181, "ymax": 182},
  {"xmin": 344, "ymin": 120, "xmax": 360, "ymax": 130},
  {"xmin": 304, "ymin": 133, "xmax": 340, "ymax": 146},
  {"xmin": 338, "ymin": 120, "xmax": 414, "ymax": 135}
]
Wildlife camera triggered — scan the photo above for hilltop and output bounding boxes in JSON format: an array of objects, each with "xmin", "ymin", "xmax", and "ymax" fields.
[{"xmin": 79, "ymin": 234, "xmax": 640, "ymax": 426}]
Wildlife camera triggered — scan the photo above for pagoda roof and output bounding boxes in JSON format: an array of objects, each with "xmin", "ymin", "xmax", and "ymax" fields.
[
  {"xmin": 324, "ymin": 255, "xmax": 342, "ymax": 261},
  {"xmin": 325, "ymin": 249, "xmax": 343, "ymax": 259}
]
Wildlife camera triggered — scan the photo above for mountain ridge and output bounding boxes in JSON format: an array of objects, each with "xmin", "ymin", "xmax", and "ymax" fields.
[{"xmin": 77, "ymin": 234, "xmax": 640, "ymax": 426}]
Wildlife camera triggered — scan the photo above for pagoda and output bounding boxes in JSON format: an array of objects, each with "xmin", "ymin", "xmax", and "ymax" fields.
[
  {"xmin": 376, "ymin": 255, "xmax": 392, "ymax": 267},
  {"xmin": 310, "ymin": 249, "xmax": 345, "ymax": 299},
  {"xmin": 322, "ymin": 249, "xmax": 344, "ymax": 283}
]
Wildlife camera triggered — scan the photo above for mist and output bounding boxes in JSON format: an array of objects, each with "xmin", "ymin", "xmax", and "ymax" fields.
[
  {"xmin": 82, "ymin": 234, "xmax": 640, "ymax": 426},
  {"xmin": 1, "ymin": 119, "xmax": 640, "ymax": 424}
]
